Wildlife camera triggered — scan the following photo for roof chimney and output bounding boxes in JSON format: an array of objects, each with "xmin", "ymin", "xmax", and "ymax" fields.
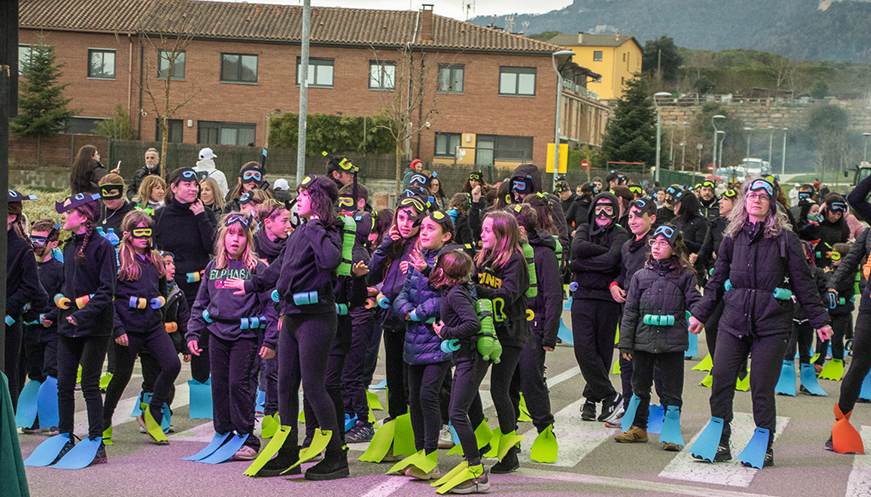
[
  {"xmin": 420, "ymin": 5, "xmax": 434, "ymax": 42},
  {"xmin": 577, "ymin": 32, "xmax": 584, "ymax": 43}
]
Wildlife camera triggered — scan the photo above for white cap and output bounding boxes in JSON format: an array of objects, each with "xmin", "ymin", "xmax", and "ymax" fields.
[
  {"xmin": 794, "ymin": 183, "xmax": 800, "ymax": 187},
  {"xmin": 198, "ymin": 147, "xmax": 217, "ymax": 160},
  {"xmin": 274, "ymin": 178, "xmax": 289, "ymax": 191}
]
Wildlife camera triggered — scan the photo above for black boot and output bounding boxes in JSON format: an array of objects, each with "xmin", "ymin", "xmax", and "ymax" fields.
[
  {"xmin": 491, "ymin": 445, "xmax": 520, "ymax": 474},
  {"xmin": 305, "ymin": 439, "xmax": 349, "ymax": 481},
  {"xmin": 255, "ymin": 434, "xmax": 301, "ymax": 478}
]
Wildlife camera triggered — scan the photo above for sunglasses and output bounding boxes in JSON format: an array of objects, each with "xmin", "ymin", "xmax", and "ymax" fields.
[
  {"xmin": 31, "ymin": 235, "xmax": 49, "ymax": 246},
  {"xmin": 594, "ymin": 205, "xmax": 614, "ymax": 216},
  {"xmin": 830, "ymin": 202, "xmax": 846, "ymax": 213},
  {"xmin": 242, "ymin": 170, "xmax": 262, "ymax": 183},
  {"xmin": 131, "ymin": 228, "xmax": 153, "ymax": 239},
  {"xmin": 225, "ymin": 214, "xmax": 251, "ymax": 228},
  {"xmin": 748, "ymin": 179, "xmax": 774, "ymax": 197}
]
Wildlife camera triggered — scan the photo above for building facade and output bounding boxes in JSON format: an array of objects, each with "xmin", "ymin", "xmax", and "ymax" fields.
[{"xmin": 547, "ymin": 32, "xmax": 643, "ymax": 101}]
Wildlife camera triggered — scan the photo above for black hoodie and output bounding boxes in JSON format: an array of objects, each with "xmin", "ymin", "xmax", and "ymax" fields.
[
  {"xmin": 526, "ymin": 230, "xmax": 562, "ymax": 348},
  {"xmin": 509, "ymin": 164, "xmax": 569, "ymax": 251},
  {"xmin": 571, "ymin": 192, "xmax": 629, "ymax": 301}
]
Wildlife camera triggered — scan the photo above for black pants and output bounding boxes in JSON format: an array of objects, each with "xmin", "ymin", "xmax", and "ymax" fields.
[
  {"xmin": 704, "ymin": 300, "xmax": 726, "ymax": 358},
  {"xmin": 517, "ymin": 332, "xmax": 554, "ymax": 430},
  {"xmin": 839, "ymin": 312, "xmax": 871, "ymax": 414},
  {"xmin": 384, "ymin": 328, "xmax": 409, "ymax": 419},
  {"xmin": 4, "ymin": 322, "xmax": 23, "ymax": 410},
  {"xmin": 785, "ymin": 320, "xmax": 814, "ymax": 363},
  {"xmin": 22, "ymin": 325, "xmax": 58, "ymax": 382},
  {"xmin": 210, "ymin": 334, "xmax": 260, "ymax": 450},
  {"xmin": 450, "ymin": 355, "xmax": 491, "ymax": 466},
  {"xmin": 571, "ymin": 298, "xmax": 620, "ymax": 402},
  {"xmin": 629, "ymin": 351, "xmax": 684, "ymax": 430},
  {"xmin": 710, "ymin": 331, "xmax": 788, "ymax": 443},
  {"xmin": 103, "ymin": 325, "xmax": 181, "ymax": 428},
  {"xmin": 342, "ymin": 307, "xmax": 375, "ymax": 421},
  {"xmin": 491, "ymin": 342, "xmax": 524, "ymax": 435},
  {"xmin": 408, "ymin": 361, "xmax": 451, "ymax": 452},
  {"xmin": 141, "ymin": 351, "xmax": 176, "ymax": 406},
  {"xmin": 362, "ymin": 313, "xmax": 383, "ymax": 390},
  {"xmin": 58, "ymin": 334, "xmax": 110, "ymax": 440},
  {"xmin": 190, "ymin": 328, "xmax": 211, "ymax": 383},
  {"xmin": 304, "ymin": 316, "xmax": 351, "ymax": 445},
  {"xmin": 280, "ymin": 313, "xmax": 339, "ymax": 448},
  {"xmin": 816, "ymin": 314, "xmax": 850, "ymax": 364}
]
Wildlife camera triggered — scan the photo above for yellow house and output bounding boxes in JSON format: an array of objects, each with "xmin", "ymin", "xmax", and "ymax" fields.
[{"xmin": 547, "ymin": 32, "xmax": 642, "ymax": 101}]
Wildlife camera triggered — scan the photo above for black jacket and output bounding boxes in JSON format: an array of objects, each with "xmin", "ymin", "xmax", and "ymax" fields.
[
  {"xmin": 813, "ymin": 219, "xmax": 849, "ymax": 268},
  {"xmin": 618, "ymin": 259, "xmax": 701, "ymax": 354},
  {"xmin": 368, "ymin": 234, "xmax": 419, "ymax": 331},
  {"xmin": 696, "ymin": 216, "xmax": 729, "ymax": 269},
  {"xmin": 526, "ymin": 230, "xmax": 562, "ymax": 348},
  {"xmin": 509, "ymin": 164, "xmax": 570, "ymax": 251},
  {"xmin": 474, "ymin": 249, "xmax": 529, "ymax": 348},
  {"xmin": 99, "ymin": 201, "xmax": 136, "ymax": 236},
  {"xmin": 58, "ymin": 233, "xmax": 117, "ymax": 338},
  {"xmin": 691, "ymin": 222, "xmax": 830, "ymax": 338},
  {"xmin": 566, "ymin": 197, "xmax": 591, "ymax": 232},
  {"xmin": 113, "ymin": 255, "xmax": 167, "ymax": 337},
  {"xmin": 153, "ymin": 199, "xmax": 218, "ymax": 302},
  {"xmin": 253, "ymin": 228, "xmax": 286, "ymax": 265},
  {"xmin": 438, "ymin": 283, "xmax": 482, "ymax": 361},
  {"xmin": 127, "ymin": 165, "xmax": 161, "ymax": 201},
  {"xmin": 571, "ymin": 192, "xmax": 629, "ymax": 301},
  {"xmin": 616, "ymin": 233, "xmax": 651, "ymax": 291},
  {"xmin": 829, "ymin": 227, "xmax": 871, "ymax": 314},
  {"xmin": 674, "ymin": 214, "xmax": 709, "ymax": 254},
  {"xmin": 7, "ymin": 230, "xmax": 46, "ymax": 321},
  {"xmin": 699, "ymin": 197, "xmax": 720, "ymax": 220}
]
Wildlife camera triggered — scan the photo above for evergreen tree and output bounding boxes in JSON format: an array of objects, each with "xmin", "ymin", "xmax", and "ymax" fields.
[
  {"xmin": 11, "ymin": 37, "xmax": 78, "ymax": 165},
  {"xmin": 599, "ymin": 76, "xmax": 666, "ymax": 170},
  {"xmin": 642, "ymin": 35, "xmax": 683, "ymax": 82}
]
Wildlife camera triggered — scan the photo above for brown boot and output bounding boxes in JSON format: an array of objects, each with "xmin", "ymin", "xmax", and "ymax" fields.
[{"xmin": 614, "ymin": 426, "xmax": 648, "ymax": 443}]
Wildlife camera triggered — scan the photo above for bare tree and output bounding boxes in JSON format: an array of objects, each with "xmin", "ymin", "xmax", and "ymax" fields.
[{"xmin": 369, "ymin": 44, "xmax": 443, "ymax": 193}]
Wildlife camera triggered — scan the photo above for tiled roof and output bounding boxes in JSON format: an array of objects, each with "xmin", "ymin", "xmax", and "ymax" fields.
[
  {"xmin": 20, "ymin": 0, "xmax": 563, "ymax": 54},
  {"xmin": 547, "ymin": 32, "xmax": 642, "ymax": 50}
]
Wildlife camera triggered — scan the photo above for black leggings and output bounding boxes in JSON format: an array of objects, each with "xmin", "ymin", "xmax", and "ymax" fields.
[
  {"xmin": 141, "ymin": 351, "xmax": 176, "ymax": 406},
  {"xmin": 57, "ymin": 334, "xmax": 110, "ymax": 440},
  {"xmin": 383, "ymin": 328, "xmax": 409, "ymax": 419},
  {"xmin": 629, "ymin": 351, "xmax": 684, "ymax": 430},
  {"xmin": 280, "ymin": 313, "xmax": 339, "ymax": 446},
  {"xmin": 304, "ymin": 316, "xmax": 351, "ymax": 445},
  {"xmin": 5, "ymin": 322, "xmax": 23, "ymax": 410},
  {"xmin": 210, "ymin": 334, "xmax": 260, "ymax": 450},
  {"xmin": 103, "ymin": 324, "xmax": 181, "ymax": 428},
  {"xmin": 571, "ymin": 298, "xmax": 620, "ymax": 402},
  {"xmin": 710, "ymin": 331, "xmax": 788, "ymax": 443},
  {"xmin": 491, "ymin": 343, "xmax": 524, "ymax": 435},
  {"xmin": 449, "ymin": 355, "xmax": 491, "ymax": 466},
  {"xmin": 408, "ymin": 361, "xmax": 451, "ymax": 452},
  {"xmin": 839, "ymin": 312, "xmax": 871, "ymax": 415},
  {"xmin": 704, "ymin": 300, "xmax": 726, "ymax": 359},
  {"xmin": 342, "ymin": 308, "xmax": 376, "ymax": 422},
  {"xmin": 517, "ymin": 332, "xmax": 554, "ymax": 430}
]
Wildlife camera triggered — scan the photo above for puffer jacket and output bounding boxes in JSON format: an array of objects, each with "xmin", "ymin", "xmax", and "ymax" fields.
[
  {"xmin": 674, "ymin": 214, "xmax": 709, "ymax": 254},
  {"xmin": 696, "ymin": 216, "xmax": 729, "ymax": 270},
  {"xmin": 571, "ymin": 192, "xmax": 629, "ymax": 301},
  {"xmin": 795, "ymin": 263, "xmax": 829, "ymax": 321},
  {"xmin": 474, "ymin": 249, "xmax": 530, "ymax": 348},
  {"xmin": 829, "ymin": 227, "xmax": 870, "ymax": 314},
  {"xmin": 368, "ymin": 234, "xmax": 419, "ymax": 331},
  {"xmin": 618, "ymin": 258, "xmax": 701, "ymax": 354},
  {"xmin": 691, "ymin": 221, "xmax": 830, "ymax": 338},
  {"xmin": 394, "ymin": 247, "xmax": 450, "ymax": 365}
]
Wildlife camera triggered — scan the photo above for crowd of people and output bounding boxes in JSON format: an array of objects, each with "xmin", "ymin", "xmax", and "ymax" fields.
[{"xmin": 6, "ymin": 145, "xmax": 871, "ymax": 492}]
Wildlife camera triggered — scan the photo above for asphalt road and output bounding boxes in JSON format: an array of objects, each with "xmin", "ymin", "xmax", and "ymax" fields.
[{"xmin": 18, "ymin": 308, "xmax": 871, "ymax": 497}]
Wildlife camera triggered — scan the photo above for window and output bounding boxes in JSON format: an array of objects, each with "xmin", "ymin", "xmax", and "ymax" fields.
[
  {"xmin": 476, "ymin": 134, "xmax": 533, "ymax": 162},
  {"xmin": 434, "ymin": 133, "xmax": 462, "ymax": 157},
  {"xmin": 621, "ymin": 77, "xmax": 625, "ymax": 85},
  {"xmin": 593, "ymin": 51, "xmax": 603, "ymax": 62},
  {"xmin": 437, "ymin": 64, "xmax": 464, "ymax": 94},
  {"xmin": 158, "ymin": 50, "xmax": 185, "ymax": 80},
  {"xmin": 369, "ymin": 61, "xmax": 396, "ymax": 90},
  {"xmin": 499, "ymin": 67, "xmax": 536, "ymax": 96},
  {"xmin": 88, "ymin": 49, "xmax": 115, "ymax": 79},
  {"xmin": 221, "ymin": 53, "xmax": 258, "ymax": 83},
  {"xmin": 296, "ymin": 57, "xmax": 334, "ymax": 87},
  {"xmin": 156, "ymin": 119, "xmax": 184, "ymax": 143},
  {"xmin": 18, "ymin": 45, "xmax": 32, "ymax": 75},
  {"xmin": 198, "ymin": 121, "xmax": 256, "ymax": 146},
  {"xmin": 66, "ymin": 117, "xmax": 105, "ymax": 135}
]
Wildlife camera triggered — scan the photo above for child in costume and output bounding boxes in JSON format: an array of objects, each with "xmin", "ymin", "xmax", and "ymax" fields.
[
  {"xmin": 615, "ymin": 224, "xmax": 700, "ymax": 450},
  {"xmin": 102, "ymin": 210, "xmax": 181, "ymax": 445}
]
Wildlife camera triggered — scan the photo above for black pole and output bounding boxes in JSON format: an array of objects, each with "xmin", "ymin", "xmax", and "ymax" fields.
[{"xmin": 0, "ymin": 0, "xmax": 18, "ymax": 372}]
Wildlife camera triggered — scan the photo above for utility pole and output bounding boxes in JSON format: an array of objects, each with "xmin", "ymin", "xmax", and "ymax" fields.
[{"xmin": 296, "ymin": 0, "xmax": 311, "ymax": 186}]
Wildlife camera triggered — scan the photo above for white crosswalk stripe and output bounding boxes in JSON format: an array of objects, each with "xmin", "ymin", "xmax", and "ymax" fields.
[{"xmin": 845, "ymin": 426, "xmax": 871, "ymax": 497}]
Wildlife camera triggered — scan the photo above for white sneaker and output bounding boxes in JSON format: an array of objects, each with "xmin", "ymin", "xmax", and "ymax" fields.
[{"xmin": 438, "ymin": 426, "xmax": 455, "ymax": 449}]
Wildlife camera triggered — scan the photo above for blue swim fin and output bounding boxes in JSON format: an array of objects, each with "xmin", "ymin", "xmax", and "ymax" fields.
[
  {"xmin": 737, "ymin": 427, "xmax": 769, "ymax": 469},
  {"xmin": 689, "ymin": 417, "xmax": 724, "ymax": 462},
  {"xmin": 799, "ymin": 363, "xmax": 827, "ymax": 396},
  {"xmin": 647, "ymin": 404, "xmax": 665, "ymax": 435},
  {"xmin": 620, "ymin": 395, "xmax": 641, "ymax": 433},
  {"xmin": 659, "ymin": 406, "xmax": 684, "ymax": 447},
  {"xmin": 775, "ymin": 360, "xmax": 796, "ymax": 396}
]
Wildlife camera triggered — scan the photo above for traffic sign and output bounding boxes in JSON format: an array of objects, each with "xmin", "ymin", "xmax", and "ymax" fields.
[
  {"xmin": 707, "ymin": 163, "xmax": 715, "ymax": 172},
  {"xmin": 581, "ymin": 159, "xmax": 590, "ymax": 170}
]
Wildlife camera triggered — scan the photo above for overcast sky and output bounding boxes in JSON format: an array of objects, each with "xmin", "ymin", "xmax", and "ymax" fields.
[{"xmin": 216, "ymin": 0, "xmax": 571, "ymax": 21}]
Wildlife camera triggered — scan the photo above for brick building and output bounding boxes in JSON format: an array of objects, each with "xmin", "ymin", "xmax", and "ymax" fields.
[{"xmin": 19, "ymin": 0, "xmax": 609, "ymax": 169}]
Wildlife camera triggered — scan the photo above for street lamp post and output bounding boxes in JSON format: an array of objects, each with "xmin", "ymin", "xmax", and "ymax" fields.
[
  {"xmin": 551, "ymin": 50, "xmax": 576, "ymax": 192},
  {"xmin": 717, "ymin": 130, "xmax": 726, "ymax": 179},
  {"xmin": 782, "ymin": 128, "xmax": 788, "ymax": 175},
  {"xmin": 654, "ymin": 92, "xmax": 671, "ymax": 183},
  {"xmin": 669, "ymin": 122, "xmax": 676, "ymax": 164},
  {"xmin": 696, "ymin": 143, "xmax": 703, "ymax": 185},
  {"xmin": 712, "ymin": 115, "xmax": 726, "ymax": 168},
  {"xmin": 863, "ymin": 132, "xmax": 871, "ymax": 162},
  {"xmin": 681, "ymin": 121, "xmax": 687, "ymax": 169},
  {"xmin": 743, "ymin": 127, "xmax": 753, "ymax": 163},
  {"xmin": 767, "ymin": 125, "xmax": 775, "ymax": 170}
]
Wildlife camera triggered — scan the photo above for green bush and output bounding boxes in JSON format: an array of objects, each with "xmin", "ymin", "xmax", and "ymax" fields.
[{"xmin": 268, "ymin": 111, "xmax": 396, "ymax": 155}]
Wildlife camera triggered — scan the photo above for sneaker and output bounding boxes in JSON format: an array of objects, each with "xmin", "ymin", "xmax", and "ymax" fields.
[
  {"xmin": 814, "ymin": 363, "xmax": 823, "ymax": 375},
  {"xmin": 598, "ymin": 393, "xmax": 624, "ymax": 423},
  {"xmin": 51, "ymin": 435, "xmax": 78, "ymax": 465},
  {"xmin": 662, "ymin": 442, "xmax": 681, "ymax": 452},
  {"xmin": 439, "ymin": 425, "xmax": 456, "ymax": 449},
  {"xmin": 449, "ymin": 469, "xmax": 490, "ymax": 494},
  {"xmin": 91, "ymin": 441, "xmax": 108, "ymax": 466},
  {"xmin": 345, "ymin": 421, "xmax": 375, "ymax": 444},
  {"xmin": 742, "ymin": 447, "xmax": 773, "ymax": 468},
  {"xmin": 22, "ymin": 425, "xmax": 40, "ymax": 434},
  {"xmin": 406, "ymin": 465, "xmax": 440, "ymax": 480},
  {"xmin": 825, "ymin": 434, "xmax": 834, "ymax": 452},
  {"xmin": 614, "ymin": 425, "xmax": 648, "ymax": 443},
  {"xmin": 604, "ymin": 411, "xmax": 624, "ymax": 429},
  {"xmin": 693, "ymin": 444, "xmax": 732, "ymax": 462},
  {"xmin": 234, "ymin": 445, "xmax": 258, "ymax": 461},
  {"xmin": 581, "ymin": 399, "xmax": 597, "ymax": 421},
  {"xmin": 490, "ymin": 446, "xmax": 519, "ymax": 474}
]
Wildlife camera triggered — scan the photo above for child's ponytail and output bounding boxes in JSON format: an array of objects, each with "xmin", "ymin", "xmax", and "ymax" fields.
[{"xmin": 77, "ymin": 220, "xmax": 94, "ymax": 261}]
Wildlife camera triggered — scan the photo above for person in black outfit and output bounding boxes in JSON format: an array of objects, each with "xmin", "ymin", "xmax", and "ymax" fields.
[
  {"xmin": 656, "ymin": 186, "xmax": 680, "ymax": 226},
  {"xmin": 672, "ymin": 190, "xmax": 709, "ymax": 259},
  {"xmin": 98, "ymin": 175, "xmax": 136, "ymax": 236},
  {"xmin": 813, "ymin": 194, "xmax": 850, "ymax": 269},
  {"xmin": 566, "ymin": 183, "xmax": 596, "ymax": 236},
  {"xmin": 127, "ymin": 148, "xmax": 161, "ymax": 201},
  {"xmin": 689, "ymin": 178, "xmax": 832, "ymax": 468},
  {"xmin": 698, "ymin": 180, "xmax": 720, "ymax": 220},
  {"xmin": 508, "ymin": 164, "xmax": 569, "ymax": 251},
  {"xmin": 153, "ymin": 168, "xmax": 217, "ymax": 385},
  {"xmin": 571, "ymin": 192, "xmax": 629, "ymax": 423},
  {"xmin": 447, "ymin": 193, "xmax": 473, "ymax": 245},
  {"xmin": 5, "ymin": 192, "xmax": 48, "ymax": 410}
]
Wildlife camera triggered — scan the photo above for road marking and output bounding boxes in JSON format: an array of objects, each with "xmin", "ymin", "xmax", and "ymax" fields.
[
  {"xmin": 845, "ymin": 426, "xmax": 871, "ymax": 497},
  {"xmin": 524, "ymin": 470, "xmax": 778, "ymax": 497},
  {"xmin": 547, "ymin": 365, "xmax": 581, "ymax": 388},
  {"xmin": 659, "ymin": 412, "xmax": 788, "ymax": 487},
  {"xmin": 518, "ymin": 399, "xmax": 614, "ymax": 467},
  {"xmin": 359, "ymin": 476, "xmax": 411, "ymax": 497}
]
